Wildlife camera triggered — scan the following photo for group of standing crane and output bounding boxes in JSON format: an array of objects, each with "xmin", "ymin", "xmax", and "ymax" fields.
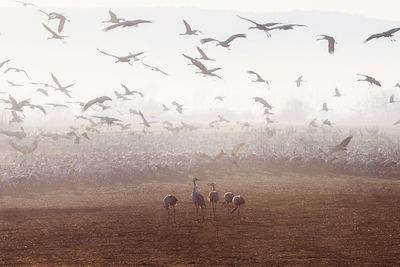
[{"xmin": 163, "ymin": 177, "xmax": 245, "ymax": 223}]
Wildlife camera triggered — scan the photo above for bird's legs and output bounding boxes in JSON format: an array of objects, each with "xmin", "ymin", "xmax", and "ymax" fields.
[
  {"xmin": 167, "ymin": 209, "xmax": 170, "ymax": 223},
  {"xmin": 173, "ymin": 206, "xmax": 176, "ymax": 223}
]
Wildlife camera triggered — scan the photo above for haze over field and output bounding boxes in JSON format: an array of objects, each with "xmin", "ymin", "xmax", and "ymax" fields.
[{"xmin": 0, "ymin": 1, "xmax": 399, "ymax": 127}]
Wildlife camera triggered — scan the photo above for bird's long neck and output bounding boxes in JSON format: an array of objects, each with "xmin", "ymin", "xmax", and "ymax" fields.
[{"xmin": 192, "ymin": 181, "xmax": 197, "ymax": 193}]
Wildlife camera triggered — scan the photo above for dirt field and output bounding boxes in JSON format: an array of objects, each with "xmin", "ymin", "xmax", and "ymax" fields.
[{"xmin": 1, "ymin": 166, "xmax": 400, "ymax": 266}]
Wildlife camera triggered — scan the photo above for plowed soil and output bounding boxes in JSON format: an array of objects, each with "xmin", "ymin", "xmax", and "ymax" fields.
[{"xmin": 1, "ymin": 169, "xmax": 400, "ymax": 266}]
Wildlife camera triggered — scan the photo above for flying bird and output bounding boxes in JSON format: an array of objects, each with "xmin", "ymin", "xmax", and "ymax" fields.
[
  {"xmin": 357, "ymin": 74, "xmax": 381, "ymax": 87},
  {"xmin": 42, "ymin": 24, "xmax": 68, "ymax": 40},
  {"xmin": 142, "ymin": 62, "xmax": 168, "ymax": 76},
  {"xmin": 237, "ymin": 15, "xmax": 281, "ymax": 36},
  {"xmin": 82, "ymin": 96, "xmax": 112, "ymax": 112},
  {"xmin": 183, "ymin": 54, "xmax": 222, "ymax": 79},
  {"xmin": 120, "ymin": 83, "xmax": 144, "ymax": 97},
  {"xmin": 171, "ymin": 101, "xmax": 183, "ymax": 114},
  {"xmin": 253, "ymin": 97, "xmax": 273, "ymax": 109},
  {"xmin": 200, "ymin": 33, "xmax": 246, "ymax": 49},
  {"xmin": 51, "ymin": 73, "xmax": 75, "ymax": 97},
  {"xmin": 247, "ymin": 70, "xmax": 270, "ymax": 87},
  {"xmin": 331, "ymin": 136, "xmax": 352, "ymax": 153},
  {"xmin": 364, "ymin": 27, "xmax": 400, "ymax": 43},
  {"xmin": 215, "ymin": 96, "xmax": 224, "ymax": 101},
  {"xmin": 103, "ymin": 19, "xmax": 152, "ymax": 32},
  {"xmin": 315, "ymin": 34, "xmax": 337, "ymax": 54},
  {"xmin": 180, "ymin": 19, "xmax": 201, "ymax": 35},
  {"xmin": 97, "ymin": 48, "xmax": 144, "ymax": 64}
]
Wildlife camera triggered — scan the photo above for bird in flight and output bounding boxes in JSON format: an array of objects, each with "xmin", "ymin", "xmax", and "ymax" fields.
[
  {"xmin": 183, "ymin": 54, "xmax": 222, "ymax": 79},
  {"xmin": 39, "ymin": 10, "xmax": 69, "ymax": 33},
  {"xmin": 331, "ymin": 136, "xmax": 352, "ymax": 153},
  {"xmin": 200, "ymin": 33, "xmax": 246, "ymax": 49},
  {"xmin": 180, "ymin": 20, "xmax": 201, "ymax": 35},
  {"xmin": 82, "ymin": 96, "xmax": 112, "ymax": 112},
  {"xmin": 51, "ymin": 73, "xmax": 75, "ymax": 98},
  {"xmin": 103, "ymin": 19, "xmax": 152, "ymax": 32},
  {"xmin": 315, "ymin": 34, "xmax": 337, "ymax": 54},
  {"xmin": 247, "ymin": 70, "xmax": 270, "ymax": 88},
  {"xmin": 97, "ymin": 48, "xmax": 144, "ymax": 65},
  {"xmin": 357, "ymin": 74, "xmax": 381, "ymax": 87},
  {"xmin": 237, "ymin": 15, "xmax": 281, "ymax": 36},
  {"xmin": 142, "ymin": 62, "xmax": 168, "ymax": 76},
  {"xmin": 120, "ymin": 83, "xmax": 144, "ymax": 98},
  {"xmin": 42, "ymin": 24, "xmax": 68, "ymax": 40},
  {"xmin": 364, "ymin": 27, "xmax": 400, "ymax": 43},
  {"xmin": 171, "ymin": 101, "xmax": 184, "ymax": 114},
  {"xmin": 253, "ymin": 97, "xmax": 273, "ymax": 109}
]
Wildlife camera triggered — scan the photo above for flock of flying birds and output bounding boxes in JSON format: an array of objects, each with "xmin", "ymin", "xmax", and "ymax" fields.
[{"xmin": 0, "ymin": 1, "xmax": 400, "ymax": 152}]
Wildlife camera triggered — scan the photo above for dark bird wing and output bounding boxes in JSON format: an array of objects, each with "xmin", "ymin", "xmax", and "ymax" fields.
[
  {"xmin": 103, "ymin": 21, "xmax": 124, "ymax": 31},
  {"xmin": 51, "ymin": 73, "xmax": 62, "ymax": 88},
  {"xmin": 97, "ymin": 48, "xmax": 118, "ymax": 59},
  {"xmin": 42, "ymin": 23, "xmax": 57, "ymax": 36},
  {"xmin": 82, "ymin": 96, "xmax": 111, "ymax": 112},
  {"xmin": 58, "ymin": 16, "xmax": 66, "ymax": 33},
  {"xmin": 109, "ymin": 10, "xmax": 118, "ymax": 21},
  {"xmin": 200, "ymin": 38, "xmax": 218, "ymax": 44},
  {"xmin": 182, "ymin": 19, "xmax": 192, "ymax": 32},
  {"xmin": 224, "ymin": 33, "xmax": 246, "ymax": 44},
  {"xmin": 196, "ymin": 46, "xmax": 213, "ymax": 60},
  {"xmin": 364, "ymin": 33, "xmax": 383, "ymax": 43},
  {"xmin": 237, "ymin": 15, "xmax": 258, "ymax": 25},
  {"xmin": 247, "ymin": 70, "xmax": 262, "ymax": 80},
  {"xmin": 339, "ymin": 136, "xmax": 352, "ymax": 148}
]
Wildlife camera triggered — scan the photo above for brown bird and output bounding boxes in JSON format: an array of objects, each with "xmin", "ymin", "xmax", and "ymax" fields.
[
  {"xmin": 315, "ymin": 34, "xmax": 337, "ymax": 54},
  {"xmin": 200, "ymin": 33, "xmax": 246, "ymax": 49},
  {"xmin": 82, "ymin": 96, "xmax": 112, "ymax": 112},
  {"xmin": 103, "ymin": 19, "xmax": 152, "ymax": 32},
  {"xmin": 331, "ymin": 136, "xmax": 352, "ymax": 153},
  {"xmin": 180, "ymin": 19, "xmax": 201, "ymax": 35},
  {"xmin": 364, "ymin": 27, "xmax": 400, "ymax": 43},
  {"xmin": 357, "ymin": 74, "xmax": 381, "ymax": 87}
]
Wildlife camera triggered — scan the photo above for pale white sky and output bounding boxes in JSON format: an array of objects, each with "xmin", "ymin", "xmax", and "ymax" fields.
[
  {"xmin": 3, "ymin": 0, "xmax": 400, "ymax": 21},
  {"xmin": 0, "ymin": 0, "xmax": 399, "ymax": 127}
]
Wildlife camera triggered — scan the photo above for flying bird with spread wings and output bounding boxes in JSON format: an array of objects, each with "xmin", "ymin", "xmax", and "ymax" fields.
[
  {"xmin": 200, "ymin": 34, "xmax": 246, "ymax": 49},
  {"xmin": 315, "ymin": 34, "xmax": 337, "ymax": 54},
  {"xmin": 357, "ymin": 74, "xmax": 381, "ymax": 87},
  {"xmin": 82, "ymin": 96, "xmax": 112, "ymax": 112},
  {"xmin": 103, "ymin": 19, "xmax": 152, "ymax": 32},
  {"xmin": 180, "ymin": 19, "xmax": 201, "ymax": 35},
  {"xmin": 97, "ymin": 48, "xmax": 144, "ymax": 64},
  {"xmin": 253, "ymin": 97, "xmax": 273, "ymax": 109},
  {"xmin": 364, "ymin": 27, "xmax": 400, "ymax": 43}
]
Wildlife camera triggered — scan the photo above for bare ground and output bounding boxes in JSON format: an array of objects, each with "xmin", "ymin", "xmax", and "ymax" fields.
[{"xmin": 1, "ymin": 166, "xmax": 400, "ymax": 266}]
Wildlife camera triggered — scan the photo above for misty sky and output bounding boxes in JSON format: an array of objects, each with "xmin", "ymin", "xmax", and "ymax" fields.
[{"xmin": 0, "ymin": 1, "xmax": 399, "ymax": 127}]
